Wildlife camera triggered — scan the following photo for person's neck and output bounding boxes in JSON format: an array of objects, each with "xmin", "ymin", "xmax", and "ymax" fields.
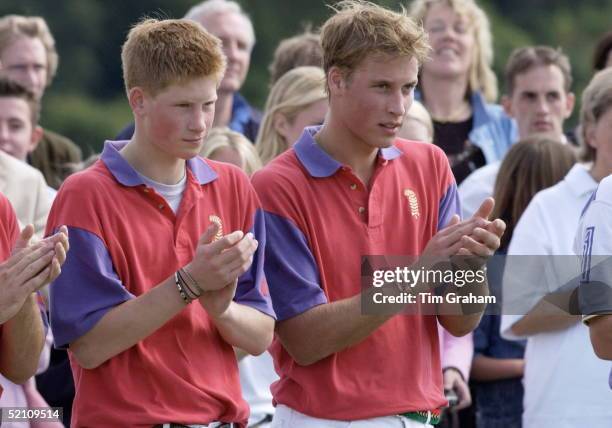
[
  {"xmin": 590, "ymin": 159, "xmax": 612, "ymax": 183},
  {"xmin": 213, "ymin": 91, "xmax": 234, "ymax": 127},
  {"xmin": 421, "ymin": 74, "xmax": 471, "ymax": 122},
  {"xmin": 120, "ymin": 131, "xmax": 185, "ymax": 185},
  {"xmin": 314, "ymin": 115, "xmax": 379, "ymax": 186}
]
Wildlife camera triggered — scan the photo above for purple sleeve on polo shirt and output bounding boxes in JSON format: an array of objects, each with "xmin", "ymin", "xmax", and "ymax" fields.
[
  {"xmin": 234, "ymin": 208, "xmax": 276, "ymax": 318},
  {"xmin": 50, "ymin": 227, "xmax": 135, "ymax": 349},
  {"xmin": 438, "ymin": 182, "xmax": 462, "ymax": 230},
  {"xmin": 263, "ymin": 211, "xmax": 328, "ymax": 321}
]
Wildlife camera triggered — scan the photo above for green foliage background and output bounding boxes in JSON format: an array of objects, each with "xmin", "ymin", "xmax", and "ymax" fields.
[{"xmin": 1, "ymin": 0, "xmax": 610, "ymax": 153}]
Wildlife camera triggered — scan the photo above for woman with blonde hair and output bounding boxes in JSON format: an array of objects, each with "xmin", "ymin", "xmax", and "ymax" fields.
[
  {"xmin": 255, "ymin": 66, "xmax": 327, "ymax": 165},
  {"xmin": 201, "ymin": 127, "xmax": 262, "ymax": 176},
  {"xmin": 410, "ymin": 0, "xmax": 516, "ymax": 183}
]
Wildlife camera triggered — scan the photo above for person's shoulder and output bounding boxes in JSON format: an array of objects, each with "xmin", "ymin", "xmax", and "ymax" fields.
[
  {"xmin": 527, "ymin": 176, "xmax": 571, "ymax": 212},
  {"xmin": 41, "ymin": 128, "xmax": 82, "ymax": 157},
  {"xmin": 198, "ymin": 156, "xmax": 250, "ymax": 187},
  {"xmin": 0, "ymin": 151, "xmax": 46, "ymax": 184},
  {"xmin": 465, "ymin": 162, "xmax": 501, "ymax": 183},
  {"xmin": 252, "ymin": 149, "xmax": 304, "ymax": 187},
  {"xmin": 393, "ymin": 138, "xmax": 452, "ymax": 175},
  {"xmin": 595, "ymin": 174, "xmax": 612, "ymax": 203},
  {"xmin": 394, "ymin": 138, "xmax": 444, "ymax": 160},
  {"xmin": 58, "ymin": 159, "xmax": 112, "ymax": 197},
  {"xmin": 472, "ymin": 93, "xmax": 515, "ymax": 128}
]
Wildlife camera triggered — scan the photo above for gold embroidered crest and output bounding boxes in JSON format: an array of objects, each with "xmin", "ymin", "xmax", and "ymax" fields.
[
  {"xmin": 209, "ymin": 215, "xmax": 223, "ymax": 241},
  {"xmin": 403, "ymin": 189, "xmax": 420, "ymax": 219}
]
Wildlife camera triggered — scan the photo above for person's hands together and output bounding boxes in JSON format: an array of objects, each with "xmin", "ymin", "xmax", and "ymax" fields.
[
  {"xmin": 0, "ymin": 225, "xmax": 69, "ymax": 324},
  {"xmin": 184, "ymin": 223, "xmax": 258, "ymax": 292},
  {"xmin": 199, "ymin": 280, "xmax": 238, "ymax": 318},
  {"xmin": 455, "ymin": 198, "xmax": 505, "ymax": 265}
]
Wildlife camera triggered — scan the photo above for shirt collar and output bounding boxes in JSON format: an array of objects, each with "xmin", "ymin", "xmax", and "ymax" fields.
[
  {"xmin": 293, "ymin": 126, "xmax": 402, "ymax": 178},
  {"xmin": 101, "ymin": 140, "xmax": 218, "ymax": 187},
  {"xmin": 564, "ymin": 163, "xmax": 598, "ymax": 198}
]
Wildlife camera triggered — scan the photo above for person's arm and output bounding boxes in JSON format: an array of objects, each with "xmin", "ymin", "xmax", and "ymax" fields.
[
  {"xmin": 0, "ymin": 294, "xmax": 45, "ymax": 383},
  {"xmin": 69, "ymin": 274, "xmax": 185, "ymax": 369},
  {"xmin": 440, "ymin": 327, "xmax": 473, "ymax": 381},
  {"xmin": 276, "ymin": 292, "xmax": 393, "ymax": 366},
  {"xmin": 437, "ymin": 199, "xmax": 505, "ymax": 337},
  {"xmin": 199, "ymin": 283, "xmax": 274, "ymax": 356},
  {"xmin": 588, "ymin": 315, "xmax": 612, "ymax": 360},
  {"xmin": 471, "ymin": 354, "xmax": 524, "ymax": 381},
  {"xmin": 501, "ymin": 196, "xmax": 572, "ymax": 339},
  {"xmin": 69, "ymin": 224, "xmax": 260, "ymax": 369},
  {"xmin": 277, "ymin": 209, "xmax": 501, "ymax": 366},
  {"xmin": 510, "ymin": 296, "xmax": 579, "ymax": 336},
  {"xmin": 1, "ymin": 227, "xmax": 67, "ymax": 381}
]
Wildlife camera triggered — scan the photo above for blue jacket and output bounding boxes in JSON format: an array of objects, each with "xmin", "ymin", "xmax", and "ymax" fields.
[{"xmin": 415, "ymin": 90, "xmax": 518, "ymax": 163}]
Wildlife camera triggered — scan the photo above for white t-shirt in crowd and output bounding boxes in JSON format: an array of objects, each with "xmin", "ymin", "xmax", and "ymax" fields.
[{"xmin": 500, "ymin": 164, "xmax": 612, "ymax": 428}]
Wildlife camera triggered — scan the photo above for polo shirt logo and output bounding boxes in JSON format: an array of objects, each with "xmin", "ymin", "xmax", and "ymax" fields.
[
  {"xmin": 209, "ymin": 214, "xmax": 223, "ymax": 241},
  {"xmin": 404, "ymin": 189, "xmax": 420, "ymax": 219}
]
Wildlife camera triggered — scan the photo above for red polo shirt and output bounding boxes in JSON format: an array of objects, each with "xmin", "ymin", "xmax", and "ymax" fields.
[
  {"xmin": 47, "ymin": 141, "xmax": 275, "ymax": 427},
  {"xmin": 252, "ymin": 127, "xmax": 461, "ymax": 420},
  {"xmin": 0, "ymin": 192, "xmax": 18, "ymax": 261},
  {"xmin": 0, "ymin": 193, "xmax": 19, "ymax": 398}
]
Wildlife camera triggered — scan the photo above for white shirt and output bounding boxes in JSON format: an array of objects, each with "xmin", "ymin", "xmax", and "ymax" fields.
[
  {"xmin": 239, "ymin": 352, "xmax": 277, "ymax": 425},
  {"xmin": 574, "ymin": 174, "xmax": 612, "ymax": 390},
  {"xmin": 458, "ymin": 161, "xmax": 500, "ymax": 218},
  {"xmin": 138, "ymin": 171, "xmax": 187, "ymax": 214},
  {"xmin": 500, "ymin": 164, "xmax": 612, "ymax": 427}
]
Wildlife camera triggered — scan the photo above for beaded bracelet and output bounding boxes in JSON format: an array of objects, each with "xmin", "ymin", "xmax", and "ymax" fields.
[
  {"xmin": 175, "ymin": 272, "xmax": 193, "ymax": 304},
  {"xmin": 179, "ymin": 268, "xmax": 204, "ymax": 295},
  {"xmin": 177, "ymin": 269, "xmax": 201, "ymax": 300}
]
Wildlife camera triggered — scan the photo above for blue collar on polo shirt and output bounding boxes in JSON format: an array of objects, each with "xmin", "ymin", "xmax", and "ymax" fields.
[
  {"xmin": 294, "ymin": 126, "xmax": 402, "ymax": 178},
  {"xmin": 101, "ymin": 140, "xmax": 218, "ymax": 187}
]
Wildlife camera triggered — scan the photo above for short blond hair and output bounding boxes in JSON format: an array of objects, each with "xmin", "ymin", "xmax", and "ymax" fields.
[
  {"xmin": 579, "ymin": 68, "xmax": 612, "ymax": 162},
  {"xmin": 410, "ymin": 0, "xmax": 498, "ymax": 102},
  {"xmin": 121, "ymin": 18, "xmax": 226, "ymax": 95},
  {"xmin": 256, "ymin": 66, "xmax": 327, "ymax": 165},
  {"xmin": 0, "ymin": 15, "xmax": 59, "ymax": 86},
  {"xmin": 320, "ymin": 0, "xmax": 430, "ymax": 86},
  {"xmin": 202, "ymin": 127, "xmax": 262, "ymax": 176}
]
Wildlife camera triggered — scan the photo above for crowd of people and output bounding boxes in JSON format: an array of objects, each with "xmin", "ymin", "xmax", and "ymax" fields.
[{"xmin": 0, "ymin": 0, "xmax": 611, "ymax": 427}]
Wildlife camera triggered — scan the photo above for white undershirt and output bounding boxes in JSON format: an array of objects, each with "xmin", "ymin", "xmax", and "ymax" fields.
[{"xmin": 138, "ymin": 170, "xmax": 187, "ymax": 214}]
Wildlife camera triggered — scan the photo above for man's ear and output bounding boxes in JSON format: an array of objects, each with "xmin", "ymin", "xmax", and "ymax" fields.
[
  {"xmin": 128, "ymin": 87, "xmax": 147, "ymax": 117},
  {"xmin": 328, "ymin": 66, "xmax": 346, "ymax": 95},
  {"xmin": 501, "ymin": 94, "xmax": 513, "ymax": 117},
  {"xmin": 29, "ymin": 125, "xmax": 44, "ymax": 153},
  {"xmin": 584, "ymin": 122, "xmax": 598, "ymax": 150}
]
